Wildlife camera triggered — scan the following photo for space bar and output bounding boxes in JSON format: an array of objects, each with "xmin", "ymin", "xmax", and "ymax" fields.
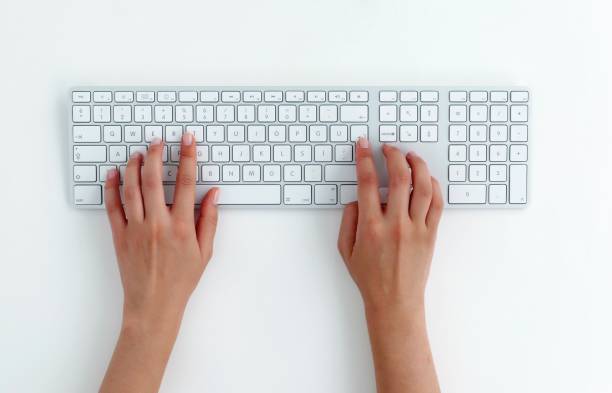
[{"xmin": 163, "ymin": 185, "xmax": 281, "ymax": 205}]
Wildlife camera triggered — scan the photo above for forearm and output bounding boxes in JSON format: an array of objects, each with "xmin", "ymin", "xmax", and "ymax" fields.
[
  {"xmin": 100, "ymin": 313, "xmax": 183, "ymax": 393},
  {"xmin": 365, "ymin": 304, "xmax": 440, "ymax": 393}
]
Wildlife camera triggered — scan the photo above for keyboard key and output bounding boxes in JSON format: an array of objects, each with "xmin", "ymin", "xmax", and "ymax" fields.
[
  {"xmin": 158, "ymin": 91, "xmax": 176, "ymax": 102},
  {"xmin": 399, "ymin": 91, "xmax": 418, "ymax": 102},
  {"xmin": 510, "ymin": 125, "xmax": 528, "ymax": 142},
  {"xmin": 490, "ymin": 105, "xmax": 508, "ymax": 122},
  {"xmin": 379, "ymin": 105, "xmax": 397, "ymax": 122},
  {"xmin": 72, "ymin": 105, "xmax": 91, "ymax": 122},
  {"xmin": 92, "ymin": 105, "xmax": 111, "ymax": 123},
  {"xmin": 510, "ymin": 91, "xmax": 529, "ymax": 102},
  {"xmin": 136, "ymin": 92, "xmax": 155, "ymax": 102},
  {"xmin": 449, "ymin": 145, "xmax": 467, "ymax": 161},
  {"xmin": 201, "ymin": 91, "xmax": 219, "ymax": 102},
  {"xmin": 399, "ymin": 105, "xmax": 418, "ymax": 122},
  {"xmin": 449, "ymin": 125, "xmax": 467, "ymax": 142},
  {"xmin": 179, "ymin": 91, "xmax": 198, "ymax": 102},
  {"xmin": 489, "ymin": 164, "xmax": 507, "ymax": 182},
  {"xmin": 510, "ymin": 145, "xmax": 528, "ymax": 161},
  {"xmin": 400, "ymin": 125, "xmax": 417, "ymax": 142},
  {"xmin": 243, "ymin": 91, "xmax": 262, "ymax": 102},
  {"xmin": 329, "ymin": 91, "xmax": 347, "ymax": 102},
  {"xmin": 264, "ymin": 91, "xmax": 283, "ymax": 102},
  {"xmin": 74, "ymin": 185, "xmax": 102, "ymax": 205},
  {"xmin": 286, "ymin": 91, "xmax": 305, "ymax": 102},
  {"xmin": 448, "ymin": 164, "xmax": 466, "ymax": 182},
  {"xmin": 73, "ymin": 146, "xmax": 106, "ymax": 162},
  {"xmin": 420, "ymin": 125, "xmax": 438, "ymax": 142},
  {"xmin": 115, "ymin": 91, "xmax": 134, "ymax": 102},
  {"xmin": 490, "ymin": 91, "xmax": 508, "ymax": 102},
  {"xmin": 349, "ymin": 91, "xmax": 368, "ymax": 102},
  {"xmin": 448, "ymin": 185, "xmax": 486, "ymax": 204},
  {"xmin": 93, "ymin": 91, "xmax": 112, "ymax": 102},
  {"xmin": 511, "ymin": 105, "xmax": 528, "ymax": 122},
  {"xmin": 420, "ymin": 91, "xmax": 438, "ymax": 102},
  {"xmin": 420, "ymin": 105, "xmax": 438, "ymax": 122},
  {"xmin": 488, "ymin": 184, "xmax": 507, "ymax": 204},
  {"xmin": 283, "ymin": 165, "xmax": 302, "ymax": 181},
  {"xmin": 340, "ymin": 105, "xmax": 368, "ymax": 122},
  {"xmin": 165, "ymin": 185, "xmax": 281, "ymax": 205},
  {"xmin": 469, "ymin": 91, "xmax": 487, "ymax": 102},
  {"xmin": 449, "ymin": 91, "xmax": 467, "ymax": 102},
  {"xmin": 221, "ymin": 91, "xmax": 240, "ymax": 102},
  {"xmin": 114, "ymin": 106, "xmax": 132, "ymax": 123},
  {"xmin": 449, "ymin": 105, "xmax": 467, "ymax": 122},
  {"xmin": 379, "ymin": 125, "xmax": 397, "ymax": 142},
  {"xmin": 469, "ymin": 165, "xmax": 487, "ymax": 181},
  {"xmin": 307, "ymin": 91, "xmax": 326, "ymax": 102},
  {"xmin": 490, "ymin": 125, "xmax": 508, "ymax": 142},
  {"xmin": 73, "ymin": 126, "xmax": 101, "ymax": 142},
  {"xmin": 72, "ymin": 91, "xmax": 90, "ymax": 102},
  {"xmin": 73, "ymin": 165, "xmax": 97, "ymax": 182},
  {"xmin": 469, "ymin": 105, "xmax": 488, "ymax": 122},
  {"xmin": 509, "ymin": 164, "xmax": 527, "ymax": 204},
  {"xmin": 379, "ymin": 91, "xmax": 397, "ymax": 102},
  {"xmin": 284, "ymin": 185, "xmax": 311, "ymax": 204},
  {"xmin": 325, "ymin": 165, "xmax": 356, "ymax": 182},
  {"xmin": 320, "ymin": 105, "xmax": 338, "ymax": 122},
  {"xmin": 315, "ymin": 185, "xmax": 337, "ymax": 205}
]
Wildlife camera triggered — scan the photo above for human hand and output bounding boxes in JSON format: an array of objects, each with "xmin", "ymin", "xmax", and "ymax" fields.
[
  {"xmin": 101, "ymin": 133, "xmax": 219, "ymax": 392},
  {"xmin": 337, "ymin": 139, "xmax": 443, "ymax": 393},
  {"xmin": 104, "ymin": 133, "xmax": 219, "ymax": 328},
  {"xmin": 337, "ymin": 139, "xmax": 443, "ymax": 313}
]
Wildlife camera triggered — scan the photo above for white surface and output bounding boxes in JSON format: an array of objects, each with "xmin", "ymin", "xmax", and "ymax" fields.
[{"xmin": 1, "ymin": 0, "xmax": 611, "ymax": 392}]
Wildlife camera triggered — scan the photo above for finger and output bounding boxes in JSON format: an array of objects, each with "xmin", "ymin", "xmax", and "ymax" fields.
[
  {"xmin": 426, "ymin": 177, "xmax": 444, "ymax": 232},
  {"xmin": 196, "ymin": 188, "xmax": 219, "ymax": 263},
  {"xmin": 123, "ymin": 151, "xmax": 144, "ymax": 222},
  {"xmin": 172, "ymin": 133, "xmax": 197, "ymax": 220},
  {"xmin": 141, "ymin": 137, "xmax": 168, "ymax": 217},
  {"xmin": 406, "ymin": 151, "xmax": 433, "ymax": 223},
  {"xmin": 355, "ymin": 137, "xmax": 382, "ymax": 221},
  {"xmin": 337, "ymin": 202, "xmax": 358, "ymax": 262},
  {"xmin": 382, "ymin": 144, "xmax": 411, "ymax": 219},
  {"xmin": 104, "ymin": 168, "xmax": 126, "ymax": 236}
]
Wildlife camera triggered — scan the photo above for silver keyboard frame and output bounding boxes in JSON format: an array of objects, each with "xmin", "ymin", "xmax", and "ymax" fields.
[{"xmin": 69, "ymin": 86, "xmax": 530, "ymax": 209}]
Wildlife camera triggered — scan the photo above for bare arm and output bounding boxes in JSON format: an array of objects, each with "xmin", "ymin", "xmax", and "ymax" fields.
[
  {"xmin": 338, "ymin": 140, "xmax": 443, "ymax": 393},
  {"xmin": 100, "ymin": 133, "xmax": 219, "ymax": 393}
]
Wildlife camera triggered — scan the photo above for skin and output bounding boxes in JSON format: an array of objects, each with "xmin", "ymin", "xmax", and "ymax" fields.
[
  {"xmin": 100, "ymin": 132, "xmax": 219, "ymax": 393},
  {"xmin": 338, "ymin": 138, "xmax": 443, "ymax": 393},
  {"xmin": 100, "ymin": 135, "xmax": 442, "ymax": 393}
]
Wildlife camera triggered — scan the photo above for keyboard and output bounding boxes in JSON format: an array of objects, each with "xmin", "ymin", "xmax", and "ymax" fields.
[{"xmin": 70, "ymin": 86, "xmax": 529, "ymax": 208}]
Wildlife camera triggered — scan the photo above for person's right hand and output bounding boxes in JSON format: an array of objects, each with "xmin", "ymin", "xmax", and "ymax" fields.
[
  {"xmin": 337, "ymin": 138, "xmax": 443, "ymax": 312},
  {"xmin": 337, "ymin": 139, "xmax": 443, "ymax": 393}
]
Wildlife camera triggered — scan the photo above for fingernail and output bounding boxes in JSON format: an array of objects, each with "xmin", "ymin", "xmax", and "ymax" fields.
[
  {"xmin": 182, "ymin": 132, "xmax": 193, "ymax": 146},
  {"xmin": 130, "ymin": 151, "xmax": 142, "ymax": 159},
  {"xmin": 212, "ymin": 188, "xmax": 220, "ymax": 205},
  {"xmin": 150, "ymin": 137, "xmax": 162, "ymax": 146},
  {"xmin": 407, "ymin": 150, "xmax": 417, "ymax": 157},
  {"xmin": 106, "ymin": 169, "xmax": 117, "ymax": 180},
  {"xmin": 358, "ymin": 137, "xmax": 369, "ymax": 149}
]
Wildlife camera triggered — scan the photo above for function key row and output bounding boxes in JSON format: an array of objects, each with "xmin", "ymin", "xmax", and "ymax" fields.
[
  {"xmin": 449, "ymin": 90, "xmax": 529, "ymax": 103},
  {"xmin": 379, "ymin": 91, "xmax": 439, "ymax": 103},
  {"xmin": 72, "ymin": 90, "xmax": 370, "ymax": 104}
]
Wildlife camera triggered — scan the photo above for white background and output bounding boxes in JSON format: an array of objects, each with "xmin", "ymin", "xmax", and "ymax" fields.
[{"xmin": 1, "ymin": 0, "xmax": 611, "ymax": 392}]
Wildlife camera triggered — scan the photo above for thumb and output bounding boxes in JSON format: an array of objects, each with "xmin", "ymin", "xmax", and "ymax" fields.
[{"xmin": 196, "ymin": 188, "xmax": 219, "ymax": 262}]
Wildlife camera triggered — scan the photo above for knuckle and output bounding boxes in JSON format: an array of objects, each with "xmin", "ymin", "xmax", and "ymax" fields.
[
  {"xmin": 123, "ymin": 184, "xmax": 140, "ymax": 200},
  {"xmin": 180, "ymin": 146, "xmax": 195, "ymax": 159},
  {"xmin": 141, "ymin": 172, "xmax": 160, "ymax": 190},
  {"xmin": 173, "ymin": 220, "xmax": 192, "ymax": 239},
  {"xmin": 389, "ymin": 169, "xmax": 411, "ymax": 187},
  {"xmin": 177, "ymin": 173, "xmax": 195, "ymax": 187}
]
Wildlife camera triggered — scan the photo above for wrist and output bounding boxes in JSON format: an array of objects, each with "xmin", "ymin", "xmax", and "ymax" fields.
[{"xmin": 364, "ymin": 300, "xmax": 426, "ymax": 328}]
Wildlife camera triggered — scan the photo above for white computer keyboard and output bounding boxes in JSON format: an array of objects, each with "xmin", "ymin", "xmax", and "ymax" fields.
[{"xmin": 70, "ymin": 86, "xmax": 529, "ymax": 208}]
